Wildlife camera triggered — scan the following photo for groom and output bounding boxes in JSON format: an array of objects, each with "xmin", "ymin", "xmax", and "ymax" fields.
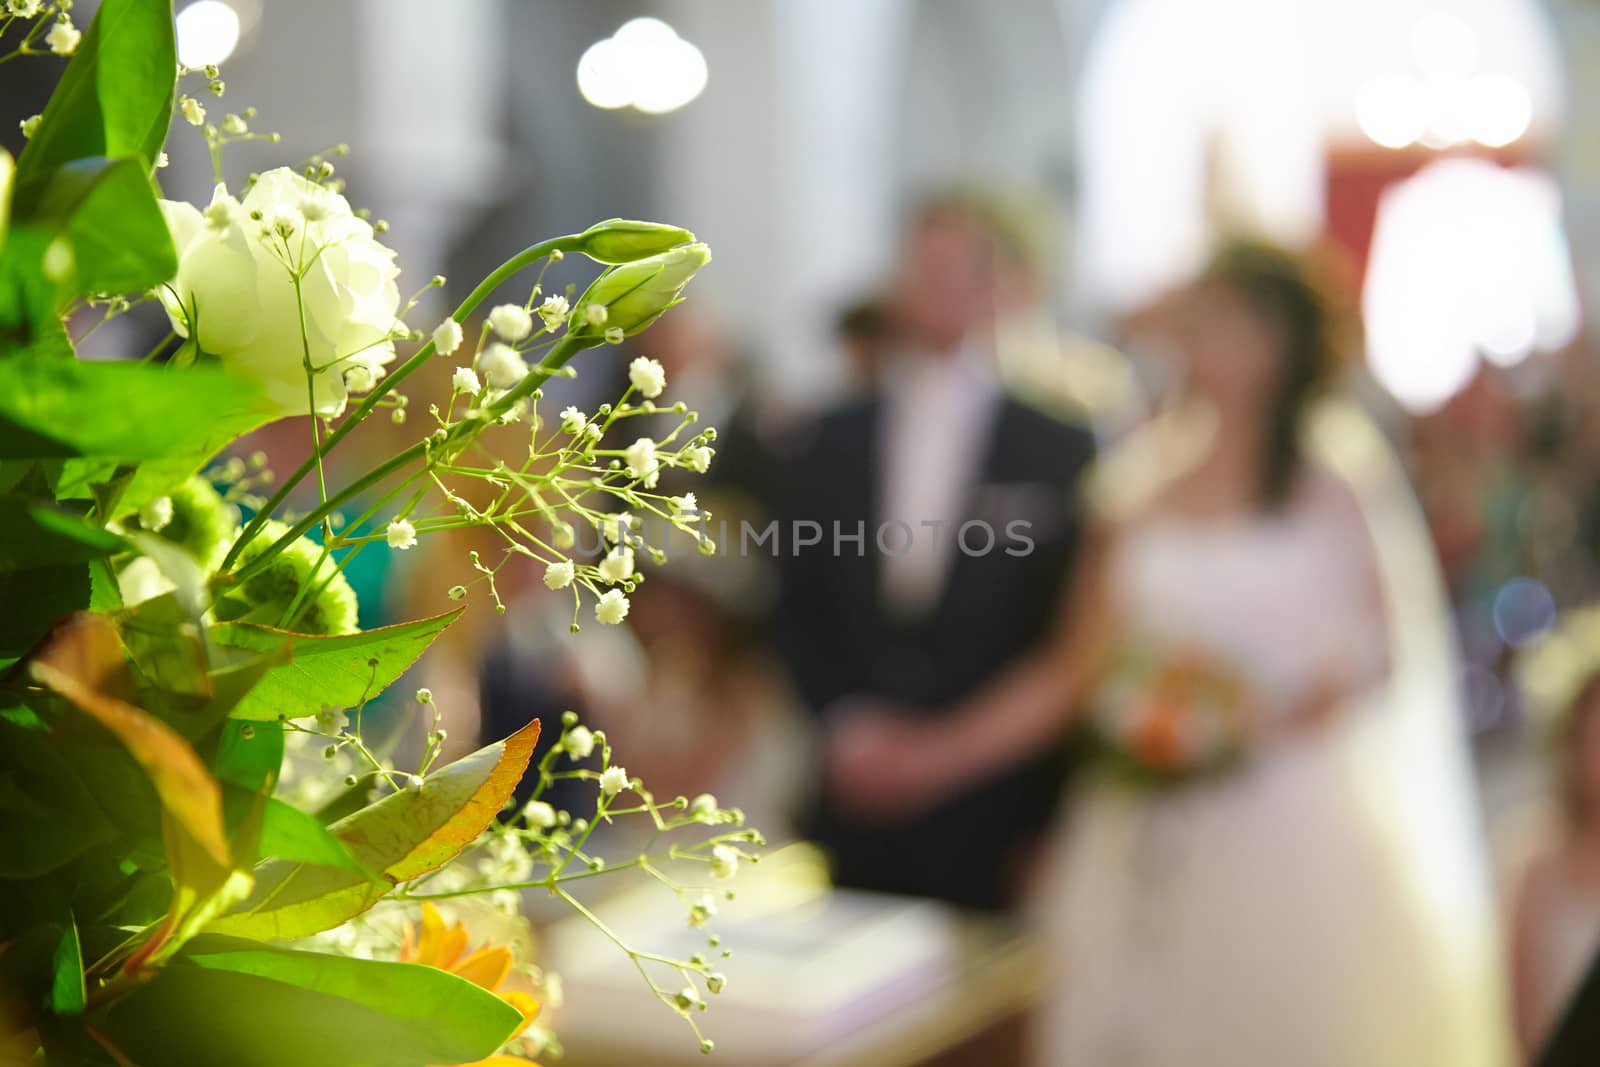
[{"xmin": 773, "ymin": 193, "xmax": 1098, "ymax": 911}]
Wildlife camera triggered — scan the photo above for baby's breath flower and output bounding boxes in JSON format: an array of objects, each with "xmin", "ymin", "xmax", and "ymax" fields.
[
  {"xmin": 5, "ymin": 1, "xmax": 42, "ymax": 19},
  {"xmin": 594, "ymin": 588, "xmax": 630, "ymax": 625},
  {"xmin": 689, "ymin": 793, "xmax": 718, "ymax": 822},
  {"xmin": 537, "ymin": 294, "xmax": 570, "ymax": 329},
  {"xmin": 597, "ymin": 546, "xmax": 635, "ymax": 584},
  {"xmin": 686, "ymin": 445, "xmax": 714, "ymax": 474},
  {"xmin": 344, "ymin": 363, "xmax": 377, "ymax": 395},
  {"xmin": 559, "ymin": 406, "xmax": 587, "ymax": 434},
  {"xmin": 447, "ymin": 584, "xmax": 467, "ymax": 600},
  {"xmin": 543, "ymin": 559, "xmax": 575, "ymax": 590},
  {"xmin": 600, "ymin": 511, "xmax": 634, "ymax": 544},
  {"xmin": 674, "ymin": 987, "xmax": 702, "ymax": 1011},
  {"xmin": 416, "ymin": 687, "xmax": 433, "ymax": 704},
  {"xmin": 155, "ymin": 151, "xmax": 170, "ymax": 168},
  {"xmin": 706, "ymin": 973, "xmax": 727, "ymax": 994},
  {"xmin": 433, "ymin": 318, "xmax": 464, "ymax": 356},
  {"xmin": 583, "ymin": 422, "xmax": 603, "ymax": 442},
  {"xmin": 628, "ymin": 356, "xmax": 667, "ymax": 399},
  {"xmin": 623, "ymin": 438, "xmax": 659, "ymax": 487},
  {"xmin": 583, "ymin": 303, "xmax": 608, "ymax": 328},
  {"xmin": 488, "ymin": 303, "xmax": 534, "ymax": 342},
  {"xmin": 386, "ymin": 519, "xmax": 418, "ymax": 550},
  {"xmin": 221, "ymin": 113, "xmax": 249, "ymax": 135},
  {"xmin": 599, "ymin": 765, "xmax": 630, "ymax": 797},
  {"xmin": 180, "ymin": 96, "xmax": 206, "ymax": 127},
  {"xmin": 18, "ymin": 114, "xmax": 40, "ymax": 140},
  {"xmin": 523, "ymin": 800, "xmax": 557, "ymax": 829},
  {"xmin": 688, "ymin": 893, "xmax": 717, "ymax": 928},
  {"xmin": 564, "ymin": 725, "xmax": 596, "ymax": 760},
  {"xmin": 710, "ymin": 844, "xmax": 739, "ymax": 879},
  {"xmin": 315, "ymin": 706, "xmax": 348, "ymax": 735},
  {"xmin": 478, "ymin": 342, "xmax": 528, "ymax": 390},
  {"xmin": 45, "ymin": 18, "xmax": 80, "ymax": 55},
  {"xmin": 671, "ymin": 492, "xmax": 698, "ymax": 515},
  {"xmin": 451, "ymin": 366, "xmax": 481, "ymax": 395},
  {"xmin": 139, "ymin": 495, "xmax": 174, "ymax": 533},
  {"xmin": 604, "ymin": 326, "xmax": 625, "ymax": 345}
]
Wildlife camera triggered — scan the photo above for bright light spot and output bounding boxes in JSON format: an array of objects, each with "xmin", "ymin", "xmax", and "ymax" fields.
[
  {"xmin": 176, "ymin": 1, "xmax": 241, "ymax": 69},
  {"xmin": 1412, "ymin": 13, "xmax": 1478, "ymax": 80},
  {"xmin": 576, "ymin": 18, "xmax": 708, "ymax": 115},
  {"xmin": 1467, "ymin": 73, "xmax": 1532, "ymax": 147},
  {"xmin": 1364, "ymin": 159, "xmax": 1581, "ymax": 413},
  {"xmin": 1357, "ymin": 73, "xmax": 1428, "ymax": 148}
]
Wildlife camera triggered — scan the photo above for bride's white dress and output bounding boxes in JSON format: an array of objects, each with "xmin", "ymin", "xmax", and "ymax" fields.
[{"xmin": 1033, "ymin": 411, "xmax": 1515, "ymax": 1067}]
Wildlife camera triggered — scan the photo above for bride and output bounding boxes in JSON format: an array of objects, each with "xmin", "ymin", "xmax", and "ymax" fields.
[{"xmin": 828, "ymin": 242, "xmax": 1515, "ymax": 1066}]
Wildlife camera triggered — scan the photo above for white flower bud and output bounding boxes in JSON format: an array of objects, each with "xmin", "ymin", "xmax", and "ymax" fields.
[
  {"xmin": 18, "ymin": 114, "xmax": 40, "ymax": 140},
  {"xmin": 139, "ymin": 495, "xmax": 174, "ymax": 533},
  {"xmin": 46, "ymin": 18, "xmax": 80, "ymax": 55},
  {"xmin": 181, "ymin": 96, "xmax": 206, "ymax": 127},
  {"xmin": 594, "ymin": 588, "xmax": 630, "ymax": 625},
  {"xmin": 584, "ymin": 304, "xmax": 608, "ymax": 327},
  {"xmin": 689, "ymin": 793, "xmax": 718, "ymax": 821},
  {"xmin": 543, "ymin": 559, "xmax": 574, "ymax": 590},
  {"xmin": 686, "ymin": 446, "xmax": 714, "ymax": 474},
  {"xmin": 343, "ymin": 363, "xmax": 377, "ymax": 395},
  {"xmin": 628, "ymin": 356, "xmax": 667, "ymax": 399},
  {"xmin": 478, "ymin": 343, "xmax": 528, "ymax": 390},
  {"xmin": 451, "ymin": 366, "xmax": 481, "ymax": 394},
  {"xmin": 564, "ymin": 725, "xmax": 596, "ymax": 760},
  {"xmin": 537, "ymin": 294, "xmax": 570, "ymax": 329},
  {"xmin": 386, "ymin": 518, "xmax": 418, "ymax": 549},
  {"xmin": 488, "ymin": 303, "xmax": 534, "ymax": 342},
  {"xmin": 710, "ymin": 844, "xmax": 739, "ymax": 879},
  {"xmin": 597, "ymin": 546, "xmax": 634, "ymax": 584},
  {"xmin": 623, "ymin": 438, "xmax": 658, "ymax": 486},
  {"xmin": 433, "ymin": 318, "xmax": 464, "ymax": 356},
  {"xmin": 706, "ymin": 973, "xmax": 727, "ymax": 994},
  {"xmin": 688, "ymin": 893, "xmax": 717, "ymax": 928},
  {"xmin": 599, "ymin": 765, "xmax": 630, "ymax": 797},
  {"xmin": 671, "ymin": 492, "xmax": 698, "ymax": 515},
  {"xmin": 523, "ymin": 800, "xmax": 557, "ymax": 829},
  {"xmin": 604, "ymin": 326, "xmax": 625, "ymax": 345},
  {"xmin": 560, "ymin": 406, "xmax": 587, "ymax": 434}
]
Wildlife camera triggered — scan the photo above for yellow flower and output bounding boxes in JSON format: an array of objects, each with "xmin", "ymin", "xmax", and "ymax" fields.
[{"xmin": 401, "ymin": 903, "xmax": 542, "ymax": 1066}]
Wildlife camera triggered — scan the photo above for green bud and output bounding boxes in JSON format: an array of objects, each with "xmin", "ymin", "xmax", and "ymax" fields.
[
  {"xmin": 570, "ymin": 243, "xmax": 711, "ymax": 340},
  {"xmin": 575, "ymin": 218, "xmax": 696, "ymax": 264}
]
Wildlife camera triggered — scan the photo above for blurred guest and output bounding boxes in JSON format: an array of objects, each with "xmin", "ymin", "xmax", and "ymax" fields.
[
  {"xmin": 831, "ymin": 241, "xmax": 1513, "ymax": 1065},
  {"xmin": 773, "ymin": 191, "xmax": 1098, "ymax": 910},
  {"xmin": 833, "ymin": 297, "xmax": 895, "ymax": 393},
  {"xmin": 1512, "ymin": 672, "xmax": 1600, "ymax": 1056}
]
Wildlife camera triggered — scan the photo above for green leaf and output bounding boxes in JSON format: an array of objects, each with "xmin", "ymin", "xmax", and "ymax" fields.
[
  {"xmin": 213, "ymin": 610, "xmax": 464, "ymax": 721},
  {"xmin": 96, "ymin": 940, "xmax": 523, "ymax": 1067},
  {"xmin": 0, "ymin": 495, "xmax": 126, "ymax": 572},
  {"xmin": 50, "ymin": 913, "xmax": 85, "ymax": 1016},
  {"xmin": 0, "ymin": 716, "xmax": 114, "ymax": 877},
  {"xmin": 254, "ymin": 794, "xmax": 372, "ymax": 876},
  {"xmin": 207, "ymin": 720, "xmax": 541, "ymax": 940},
  {"xmin": 212, "ymin": 718, "xmax": 283, "ymax": 794},
  {"xmin": 0, "ymin": 357, "xmax": 270, "ymax": 462},
  {"xmin": 18, "ymin": 156, "xmax": 176, "ymax": 298},
  {"xmin": 0, "ymin": 562, "xmax": 89, "ymax": 661},
  {"xmin": 14, "ymin": 0, "xmax": 176, "ymax": 187}
]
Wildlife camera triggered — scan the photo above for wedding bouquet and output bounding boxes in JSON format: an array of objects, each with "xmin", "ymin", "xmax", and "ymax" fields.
[
  {"xmin": 0, "ymin": 2, "xmax": 759, "ymax": 1063},
  {"xmin": 1092, "ymin": 643, "xmax": 1253, "ymax": 786}
]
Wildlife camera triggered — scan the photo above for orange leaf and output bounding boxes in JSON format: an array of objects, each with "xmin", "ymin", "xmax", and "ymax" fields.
[{"xmin": 29, "ymin": 613, "xmax": 230, "ymax": 868}]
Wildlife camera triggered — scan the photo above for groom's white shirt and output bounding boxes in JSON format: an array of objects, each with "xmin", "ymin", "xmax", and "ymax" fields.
[{"xmin": 876, "ymin": 342, "xmax": 999, "ymax": 621}]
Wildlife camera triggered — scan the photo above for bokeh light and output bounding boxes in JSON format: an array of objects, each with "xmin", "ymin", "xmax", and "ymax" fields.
[
  {"xmin": 175, "ymin": 0, "xmax": 242, "ymax": 69},
  {"xmin": 576, "ymin": 17, "xmax": 708, "ymax": 115},
  {"xmin": 1494, "ymin": 577, "xmax": 1557, "ymax": 647}
]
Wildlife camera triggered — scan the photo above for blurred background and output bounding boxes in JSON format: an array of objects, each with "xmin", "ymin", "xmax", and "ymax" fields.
[{"xmin": 13, "ymin": 0, "xmax": 1600, "ymax": 1063}]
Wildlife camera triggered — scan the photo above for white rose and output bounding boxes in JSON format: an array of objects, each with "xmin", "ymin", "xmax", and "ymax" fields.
[{"xmin": 156, "ymin": 169, "xmax": 403, "ymax": 417}]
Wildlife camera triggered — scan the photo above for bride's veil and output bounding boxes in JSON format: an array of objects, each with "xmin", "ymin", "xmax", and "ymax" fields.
[{"xmin": 1309, "ymin": 398, "xmax": 1516, "ymax": 1065}]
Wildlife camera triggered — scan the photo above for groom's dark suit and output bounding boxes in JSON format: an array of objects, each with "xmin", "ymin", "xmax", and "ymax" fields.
[{"xmin": 774, "ymin": 383, "xmax": 1097, "ymax": 910}]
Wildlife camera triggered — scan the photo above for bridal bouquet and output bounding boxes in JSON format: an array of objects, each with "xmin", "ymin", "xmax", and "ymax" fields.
[
  {"xmin": 0, "ymin": 2, "xmax": 759, "ymax": 1063},
  {"xmin": 1092, "ymin": 643, "xmax": 1253, "ymax": 786}
]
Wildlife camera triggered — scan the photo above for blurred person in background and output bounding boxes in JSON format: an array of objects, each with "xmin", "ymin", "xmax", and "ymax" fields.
[
  {"xmin": 833, "ymin": 296, "xmax": 895, "ymax": 395},
  {"xmin": 773, "ymin": 190, "xmax": 1099, "ymax": 911},
  {"xmin": 1512, "ymin": 671, "xmax": 1600, "ymax": 1056},
  {"xmin": 830, "ymin": 241, "xmax": 1513, "ymax": 1066}
]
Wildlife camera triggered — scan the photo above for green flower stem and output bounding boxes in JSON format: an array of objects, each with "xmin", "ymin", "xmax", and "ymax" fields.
[
  {"xmin": 228, "ymin": 331, "xmax": 597, "ymax": 584},
  {"xmin": 220, "ymin": 233, "xmax": 589, "ymax": 575}
]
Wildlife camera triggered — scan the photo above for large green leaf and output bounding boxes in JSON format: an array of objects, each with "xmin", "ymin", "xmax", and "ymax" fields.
[
  {"xmin": 19, "ymin": 156, "xmax": 176, "ymax": 298},
  {"xmin": 0, "ymin": 495, "xmax": 126, "ymax": 572},
  {"xmin": 213, "ymin": 610, "xmax": 464, "ymax": 721},
  {"xmin": 0, "ymin": 716, "xmax": 115, "ymax": 877},
  {"xmin": 96, "ymin": 940, "xmax": 523, "ymax": 1067},
  {"xmin": 13, "ymin": 0, "xmax": 176, "ymax": 188},
  {"xmin": 207, "ymin": 720, "xmax": 540, "ymax": 940},
  {"xmin": 0, "ymin": 357, "xmax": 270, "ymax": 461},
  {"xmin": 0, "ymin": 561, "xmax": 89, "ymax": 661}
]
